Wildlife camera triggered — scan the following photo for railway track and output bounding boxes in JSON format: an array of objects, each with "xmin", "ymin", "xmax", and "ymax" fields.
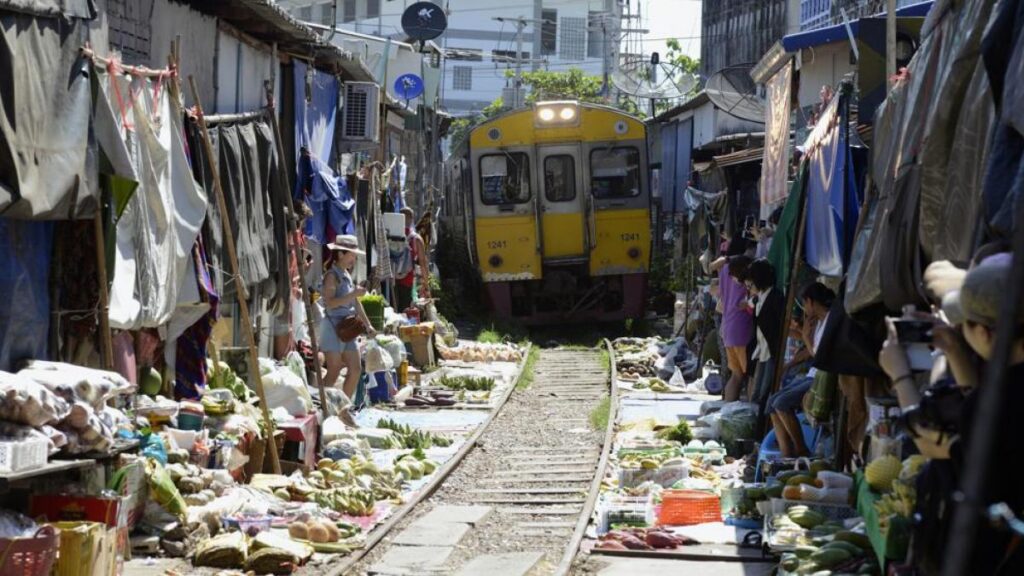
[{"xmin": 346, "ymin": 345, "xmax": 618, "ymax": 576}]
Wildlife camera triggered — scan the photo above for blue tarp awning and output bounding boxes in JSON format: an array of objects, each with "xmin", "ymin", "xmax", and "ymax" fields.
[{"xmin": 782, "ymin": 1, "xmax": 934, "ymax": 52}]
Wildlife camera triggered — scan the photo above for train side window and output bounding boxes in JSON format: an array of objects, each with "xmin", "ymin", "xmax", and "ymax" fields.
[
  {"xmin": 590, "ymin": 147, "xmax": 641, "ymax": 199},
  {"xmin": 480, "ymin": 153, "xmax": 531, "ymax": 205},
  {"xmin": 543, "ymin": 155, "xmax": 576, "ymax": 202}
]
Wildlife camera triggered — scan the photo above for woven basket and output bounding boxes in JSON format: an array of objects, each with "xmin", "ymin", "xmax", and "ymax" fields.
[
  {"xmin": 658, "ymin": 489, "xmax": 722, "ymax": 526},
  {"xmin": 0, "ymin": 526, "xmax": 60, "ymax": 576}
]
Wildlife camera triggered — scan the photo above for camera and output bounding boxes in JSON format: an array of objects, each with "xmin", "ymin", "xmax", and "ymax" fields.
[
  {"xmin": 900, "ymin": 379, "xmax": 965, "ymax": 435},
  {"xmin": 893, "ymin": 319, "xmax": 933, "ymax": 343}
]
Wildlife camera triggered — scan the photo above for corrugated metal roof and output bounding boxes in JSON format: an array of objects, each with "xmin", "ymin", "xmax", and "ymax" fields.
[
  {"xmin": 183, "ymin": 0, "xmax": 375, "ymax": 82},
  {"xmin": 781, "ymin": 1, "xmax": 934, "ymax": 52}
]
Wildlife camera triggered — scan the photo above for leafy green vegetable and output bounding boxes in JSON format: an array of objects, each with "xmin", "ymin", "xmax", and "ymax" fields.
[
  {"xmin": 655, "ymin": 420, "xmax": 694, "ymax": 445},
  {"xmin": 435, "ymin": 375, "xmax": 495, "ymax": 391}
]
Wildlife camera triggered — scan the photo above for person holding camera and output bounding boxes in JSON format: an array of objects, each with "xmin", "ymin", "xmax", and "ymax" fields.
[{"xmin": 878, "ymin": 253, "xmax": 1024, "ymax": 575}]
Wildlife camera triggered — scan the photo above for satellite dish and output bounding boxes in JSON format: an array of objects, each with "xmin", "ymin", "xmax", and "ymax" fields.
[
  {"xmin": 394, "ymin": 73, "xmax": 425, "ymax": 101},
  {"xmin": 402, "ymin": 2, "xmax": 447, "ymax": 42},
  {"xmin": 612, "ymin": 53, "xmax": 699, "ymax": 100},
  {"xmin": 705, "ymin": 64, "xmax": 765, "ymax": 123}
]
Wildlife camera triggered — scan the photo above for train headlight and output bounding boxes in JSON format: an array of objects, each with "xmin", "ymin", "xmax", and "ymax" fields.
[
  {"xmin": 628, "ymin": 247, "xmax": 641, "ymax": 260},
  {"xmin": 534, "ymin": 101, "xmax": 580, "ymax": 126},
  {"xmin": 489, "ymin": 254, "xmax": 503, "ymax": 268}
]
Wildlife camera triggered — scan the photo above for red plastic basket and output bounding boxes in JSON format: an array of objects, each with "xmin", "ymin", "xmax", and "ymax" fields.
[
  {"xmin": 658, "ymin": 489, "xmax": 722, "ymax": 526},
  {"xmin": 0, "ymin": 526, "xmax": 60, "ymax": 576}
]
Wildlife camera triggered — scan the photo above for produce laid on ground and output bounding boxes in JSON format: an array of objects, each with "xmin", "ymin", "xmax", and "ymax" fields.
[
  {"xmin": 376, "ymin": 418, "xmax": 453, "ymax": 449},
  {"xmin": 434, "ymin": 374, "xmax": 495, "ymax": 391},
  {"xmin": 595, "ymin": 527, "xmax": 700, "ymax": 551},
  {"xmin": 770, "ymin": 506, "xmax": 878, "ymax": 575},
  {"xmin": 435, "ymin": 341, "xmax": 523, "ymax": 363}
]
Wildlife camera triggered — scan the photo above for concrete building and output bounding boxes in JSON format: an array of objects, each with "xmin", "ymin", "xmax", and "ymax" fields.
[{"xmin": 277, "ymin": 0, "xmax": 621, "ymax": 117}]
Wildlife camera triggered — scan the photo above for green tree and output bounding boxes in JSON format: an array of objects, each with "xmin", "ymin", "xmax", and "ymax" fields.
[
  {"xmin": 446, "ymin": 68, "xmax": 646, "ymax": 148},
  {"xmin": 447, "ymin": 97, "xmax": 505, "ymax": 147},
  {"xmin": 654, "ymin": 39, "xmax": 701, "ymax": 114}
]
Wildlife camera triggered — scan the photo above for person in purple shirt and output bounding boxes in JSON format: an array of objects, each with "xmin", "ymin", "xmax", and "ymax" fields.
[{"xmin": 713, "ymin": 253, "xmax": 754, "ymax": 401}]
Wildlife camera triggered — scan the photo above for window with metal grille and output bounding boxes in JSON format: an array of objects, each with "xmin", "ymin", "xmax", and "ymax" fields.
[
  {"xmin": 452, "ymin": 66, "xmax": 473, "ymax": 91},
  {"xmin": 320, "ymin": 2, "xmax": 333, "ymax": 25},
  {"xmin": 541, "ymin": 9, "xmax": 557, "ymax": 55},
  {"xmin": 107, "ymin": 0, "xmax": 153, "ymax": 65},
  {"xmin": 367, "ymin": 0, "xmax": 381, "ymax": 19},
  {"xmin": 343, "ymin": 0, "xmax": 356, "ymax": 22},
  {"xmin": 587, "ymin": 11, "xmax": 604, "ymax": 59},
  {"xmin": 298, "ymin": 5, "xmax": 313, "ymax": 21},
  {"xmin": 560, "ymin": 17, "xmax": 586, "ymax": 61}
]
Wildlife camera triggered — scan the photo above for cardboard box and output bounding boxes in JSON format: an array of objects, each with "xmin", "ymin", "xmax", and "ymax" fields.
[{"xmin": 31, "ymin": 494, "xmax": 128, "ymax": 574}]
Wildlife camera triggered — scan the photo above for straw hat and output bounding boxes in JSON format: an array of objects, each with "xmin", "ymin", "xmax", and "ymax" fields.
[{"xmin": 327, "ymin": 234, "xmax": 365, "ymax": 255}]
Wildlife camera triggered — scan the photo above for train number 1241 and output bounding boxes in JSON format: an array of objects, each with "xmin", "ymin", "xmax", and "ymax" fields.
[
  {"xmin": 487, "ymin": 240, "xmax": 508, "ymax": 249},
  {"xmin": 620, "ymin": 232, "xmax": 640, "ymax": 242}
]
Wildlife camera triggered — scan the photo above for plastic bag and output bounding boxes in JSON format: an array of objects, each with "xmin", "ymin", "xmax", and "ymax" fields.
[
  {"xmin": 0, "ymin": 369, "xmax": 70, "ymax": 426},
  {"xmin": 146, "ymin": 459, "xmax": 187, "ymax": 519},
  {"xmin": 19, "ymin": 360, "xmax": 133, "ymax": 408},
  {"xmin": 260, "ymin": 365, "xmax": 313, "ymax": 417},
  {"xmin": 283, "ymin": 351, "xmax": 308, "ymax": 387},
  {"xmin": 718, "ymin": 402, "xmax": 758, "ymax": 454}
]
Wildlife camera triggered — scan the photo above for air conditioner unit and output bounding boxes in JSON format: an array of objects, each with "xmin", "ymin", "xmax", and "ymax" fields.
[{"xmin": 342, "ymin": 82, "xmax": 380, "ymax": 143}]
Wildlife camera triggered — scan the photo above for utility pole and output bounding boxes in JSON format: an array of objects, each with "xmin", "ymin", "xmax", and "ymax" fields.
[{"xmin": 494, "ymin": 16, "xmax": 546, "ymax": 109}]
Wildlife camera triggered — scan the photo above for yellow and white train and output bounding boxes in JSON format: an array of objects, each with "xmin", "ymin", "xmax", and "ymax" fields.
[{"xmin": 443, "ymin": 100, "xmax": 652, "ymax": 324}]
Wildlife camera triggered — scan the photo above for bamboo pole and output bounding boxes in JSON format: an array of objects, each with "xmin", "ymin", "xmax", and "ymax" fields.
[
  {"xmin": 93, "ymin": 211, "xmax": 114, "ymax": 370},
  {"xmin": 188, "ymin": 76, "xmax": 281, "ymax": 474},
  {"xmin": 263, "ymin": 81, "xmax": 329, "ymax": 422}
]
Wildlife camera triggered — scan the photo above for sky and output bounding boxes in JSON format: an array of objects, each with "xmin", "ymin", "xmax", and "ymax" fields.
[{"xmin": 640, "ymin": 0, "xmax": 702, "ymax": 59}]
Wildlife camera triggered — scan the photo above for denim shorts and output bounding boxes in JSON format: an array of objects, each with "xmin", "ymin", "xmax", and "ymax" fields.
[
  {"xmin": 767, "ymin": 375, "xmax": 814, "ymax": 413},
  {"xmin": 320, "ymin": 317, "xmax": 358, "ymax": 353}
]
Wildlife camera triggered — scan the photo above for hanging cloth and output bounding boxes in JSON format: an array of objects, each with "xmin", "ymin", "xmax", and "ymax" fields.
[{"xmin": 95, "ymin": 65, "xmax": 208, "ymax": 330}]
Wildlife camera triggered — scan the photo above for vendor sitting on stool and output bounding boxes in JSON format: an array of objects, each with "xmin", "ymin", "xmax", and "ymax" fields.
[
  {"xmin": 766, "ymin": 282, "xmax": 834, "ymax": 458},
  {"xmin": 394, "ymin": 207, "xmax": 431, "ymax": 312}
]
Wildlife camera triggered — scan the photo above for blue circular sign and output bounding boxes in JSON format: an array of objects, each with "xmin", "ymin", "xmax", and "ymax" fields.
[{"xmin": 394, "ymin": 73, "xmax": 425, "ymax": 100}]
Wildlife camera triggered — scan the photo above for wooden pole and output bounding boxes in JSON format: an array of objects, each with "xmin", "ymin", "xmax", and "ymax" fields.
[
  {"xmin": 264, "ymin": 81, "xmax": 330, "ymax": 422},
  {"xmin": 188, "ymin": 76, "xmax": 281, "ymax": 474},
  {"xmin": 93, "ymin": 211, "xmax": 114, "ymax": 370},
  {"xmin": 886, "ymin": 0, "xmax": 897, "ymax": 89}
]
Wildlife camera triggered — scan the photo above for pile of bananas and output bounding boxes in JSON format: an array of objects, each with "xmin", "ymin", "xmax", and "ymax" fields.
[
  {"xmin": 377, "ymin": 418, "xmax": 454, "ymax": 449},
  {"xmin": 311, "ymin": 486, "xmax": 377, "ymax": 517},
  {"xmin": 875, "ymin": 478, "xmax": 916, "ymax": 531}
]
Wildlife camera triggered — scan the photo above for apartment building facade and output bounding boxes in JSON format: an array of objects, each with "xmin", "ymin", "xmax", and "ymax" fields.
[{"xmin": 278, "ymin": 0, "xmax": 621, "ymax": 117}]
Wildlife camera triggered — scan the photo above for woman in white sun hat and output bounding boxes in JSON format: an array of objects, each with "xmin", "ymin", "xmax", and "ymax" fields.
[{"xmin": 321, "ymin": 234, "xmax": 376, "ymax": 402}]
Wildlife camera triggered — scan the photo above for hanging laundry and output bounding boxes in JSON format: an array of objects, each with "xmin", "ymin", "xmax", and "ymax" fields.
[
  {"xmin": 187, "ymin": 116, "xmax": 291, "ymax": 315},
  {"xmin": 293, "ymin": 60, "xmax": 339, "ymax": 165},
  {"xmin": 295, "ymin": 152, "xmax": 355, "ymax": 245},
  {"xmin": 94, "ymin": 65, "xmax": 208, "ymax": 330},
  {"xmin": 174, "ymin": 237, "xmax": 219, "ymax": 401}
]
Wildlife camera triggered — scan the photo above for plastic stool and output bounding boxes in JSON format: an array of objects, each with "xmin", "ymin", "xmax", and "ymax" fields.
[
  {"xmin": 755, "ymin": 414, "xmax": 820, "ymax": 481},
  {"xmin": 277, "ymin": 414, "xmax": 318, "ymax": 469}
]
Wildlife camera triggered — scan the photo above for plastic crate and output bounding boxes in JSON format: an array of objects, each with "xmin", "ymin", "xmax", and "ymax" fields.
[
  {"xmin": 657, "ymin": 489, "xmax": 721, "ymax": 526},
  {"xmin": 0, "ymin": 438, "xmax": 48, "ymax": 473},
  {"xmin": 769, "ymin": 498, "xmax": 858, "ymax": 521},
  {"xmin": 618, "ymin": 463, "xmax": 689, "ymax": 489},
  {"xmin": 597, "ymin": 494, "xmax": 655, "ymax": 534}
]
